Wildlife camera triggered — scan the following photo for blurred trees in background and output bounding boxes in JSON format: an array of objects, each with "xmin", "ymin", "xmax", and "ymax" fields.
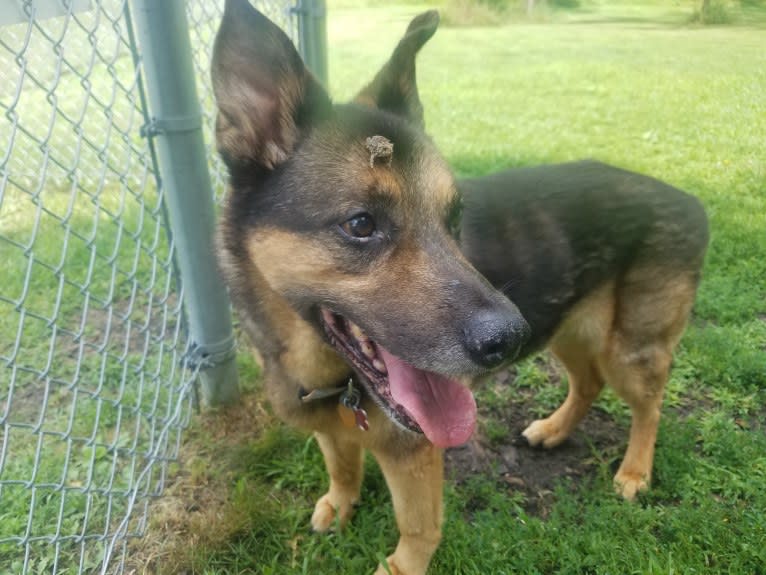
[{"xmin": 441, "ymin": 0, "xmax": 764, "ymax": 26}]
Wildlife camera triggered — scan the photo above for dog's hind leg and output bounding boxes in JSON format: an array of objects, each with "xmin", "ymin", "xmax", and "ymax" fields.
[
  {"xmin": 311, "ymin": 431, "xmax": 364, "ymax": 532},
  {"xmin": 607, "ymin": 354, "xmax": 669, "ymax": 500},
  {"xmin": 600, "ymin": 269, "xmax": 698, "ymax": 500},
  {"xmin": 600, "ymin": 338, "xmax": 672, "ymax": 500},
  {"xmin": 372, "ymin": 443, "xmax": 443, "ymax": 575}
]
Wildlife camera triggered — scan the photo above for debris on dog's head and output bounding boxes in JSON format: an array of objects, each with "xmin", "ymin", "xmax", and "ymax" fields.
[{"xmin": 365, "ymin": 135, "xmax": 394, "ymax": 168}]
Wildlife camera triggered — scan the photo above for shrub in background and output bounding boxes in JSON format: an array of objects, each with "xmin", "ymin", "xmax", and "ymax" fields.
[{"xmin": 692, "ymin": 0, "xmax": 731, "ymax": 23}]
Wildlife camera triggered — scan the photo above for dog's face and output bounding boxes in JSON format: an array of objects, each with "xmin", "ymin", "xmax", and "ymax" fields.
[{"xmin": 213, "ymin": 1, "xmax": 529, "ymax": 447}]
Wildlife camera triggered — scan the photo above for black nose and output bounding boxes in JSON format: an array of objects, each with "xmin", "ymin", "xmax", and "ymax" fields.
[{"xmin": 463, "ymin": 309, "xmax": 528, "ymax": 369}]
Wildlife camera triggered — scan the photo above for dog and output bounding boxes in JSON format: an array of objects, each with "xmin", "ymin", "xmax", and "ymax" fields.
[
  {"xmin": 211, "ymin": 2, "xmax": 709, "ymax": 574},
  {"xmin": 460, "ymin": 160, "xmax": 708, "ymax": 502}
]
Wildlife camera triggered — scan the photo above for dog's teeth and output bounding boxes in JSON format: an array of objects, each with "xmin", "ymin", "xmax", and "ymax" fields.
[
  {"xmin": 372, "ymin": 358, "xmax": 387, "ymax": 374},
  {"xmin": 349, "ymin": 321, "xmax": 368, "ymax": 342},
  {"xmin": 360, "ymin": 341, "xmax": 375, "ymax": 359}
]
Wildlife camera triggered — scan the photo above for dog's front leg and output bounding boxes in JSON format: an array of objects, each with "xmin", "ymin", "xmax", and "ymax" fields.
[
  {"xmin": 372, "ymin": 442, "xmax": 443, "ymax": 575},
  {"xmin": 311, "ymin": 431, "xmax": 364, "ymax": 531}
]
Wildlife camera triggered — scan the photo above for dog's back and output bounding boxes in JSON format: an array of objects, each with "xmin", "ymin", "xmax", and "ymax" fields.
[{"xmin": 460, "ymin": 160, "xmax": 709, "ymax": 354}]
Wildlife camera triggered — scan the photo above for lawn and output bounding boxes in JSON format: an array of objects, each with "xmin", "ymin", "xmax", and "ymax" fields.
[{"xmin": 133, "ymin": 1, "xmax": 766, "ymax": 574}]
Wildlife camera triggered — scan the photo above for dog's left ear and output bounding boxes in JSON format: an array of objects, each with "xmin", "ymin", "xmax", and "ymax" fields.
[{"xmin": 355, "ymin": 10, "xmax": 439, "ymax": 128}]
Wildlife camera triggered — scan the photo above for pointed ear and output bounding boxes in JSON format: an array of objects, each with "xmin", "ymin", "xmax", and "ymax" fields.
[
  {"xmin": 211, "ymin": 0, "xmax": 332, "ymax": 169},
  {"xmin": 354, "ymin": 10, "xmax": 439, "ymax": 128}
]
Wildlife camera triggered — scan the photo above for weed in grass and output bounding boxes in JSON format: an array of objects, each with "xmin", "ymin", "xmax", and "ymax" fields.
[{"xmin": 481, "ymin": 416, "xmax": 511, "ymax": 444}]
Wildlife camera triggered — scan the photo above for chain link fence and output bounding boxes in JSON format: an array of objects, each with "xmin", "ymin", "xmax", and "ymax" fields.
[{"xmin": 0, "ymin": 1, "xmax": 313, "ymax": 573}]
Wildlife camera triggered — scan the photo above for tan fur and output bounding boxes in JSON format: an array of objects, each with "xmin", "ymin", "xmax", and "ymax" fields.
[
  {"xmin": 372, "ymin": 443, "xmax": 443, "ymax": 575},
  {"xmin": 523, "ymin": 271, "xmax": 699, "ymax": 499},
  {"xmin": 213, "ymin": 70, "xmax": 307, "ymax": 168},
  {"xmin": 238, "ymin": 223, "xmax": 449, "ymax": 575},
  {"xmin": 247, "ymin": 226, "xmax": 477, "ymax": 329},
  {"xmin": 311, "ymin": 431, "xmax": 365, "ymax": 531},
  {"xmin": 248, "ymin": 228, "xmax": 344, "ymax": 292},
  {"xmin": 417, "ymin": 153, "xmax": 457, "ymax": 213},
  {"xmin": 243, "ymin": 250, "xmax": 350, "ymax": 386},
  {"xmin": 522, "ymin": 282, "xmax": 614, "ymax": 449}
]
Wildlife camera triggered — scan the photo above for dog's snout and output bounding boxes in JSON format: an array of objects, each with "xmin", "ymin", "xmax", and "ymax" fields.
[{"xmin": 463, "ymin": 309, "xmax": 529, "ymax": 369}]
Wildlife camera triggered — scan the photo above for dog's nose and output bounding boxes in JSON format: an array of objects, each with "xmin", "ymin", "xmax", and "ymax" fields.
[{"xmin": 463, "ymin": 309, "xmax": 528, "ymax": 369}]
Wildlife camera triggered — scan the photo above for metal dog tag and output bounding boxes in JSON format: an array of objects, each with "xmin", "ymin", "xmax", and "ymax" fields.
[{"xmin": 338, "ymin": 381, "xmax": 369, "ymax": 431}]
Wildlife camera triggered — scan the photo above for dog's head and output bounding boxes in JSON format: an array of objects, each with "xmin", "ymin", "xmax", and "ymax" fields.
[{"xmin": 212, "ymin": 0, "xmax": 529, "ymax": 447}]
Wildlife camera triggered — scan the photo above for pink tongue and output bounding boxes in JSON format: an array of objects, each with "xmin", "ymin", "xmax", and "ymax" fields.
[{"xmin": 378, "ymin": 347, "xmax": 476, "ymax": 448}]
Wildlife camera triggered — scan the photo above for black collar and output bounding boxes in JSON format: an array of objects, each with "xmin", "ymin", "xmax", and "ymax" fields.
[{"xmin": 299, "ymin": 374, "xmax": 360, "ymax": 403}]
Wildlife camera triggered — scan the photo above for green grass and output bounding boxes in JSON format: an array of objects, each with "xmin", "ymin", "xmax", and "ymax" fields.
[
  {"xmin": 156, "ymin": 416, "xmax": 766, "ymax": 574},
  {"xmin": 0, "ymin": 183, "xmax": 183, "ymax": 573},
  {"xmin": 0, "ymin": 29, "xmax": 184, "ymax": 570},
  {"xmin": 3, "ymin": 1, "xmax": 765, "ymax": 573},
  {"xmin": 154, "ymin": 3, "xmax": 766, "ymax": 574}
]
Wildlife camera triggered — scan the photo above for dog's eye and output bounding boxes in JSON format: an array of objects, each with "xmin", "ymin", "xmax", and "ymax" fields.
[{"xmin": 340, "ymin": 213, "xmax": 376, "ymax": 239}]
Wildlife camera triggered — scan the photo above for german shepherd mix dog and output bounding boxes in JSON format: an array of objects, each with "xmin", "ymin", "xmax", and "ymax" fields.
[{"xmin": 212, "ymin": 1, "xmax": 708, "ymax": 573}]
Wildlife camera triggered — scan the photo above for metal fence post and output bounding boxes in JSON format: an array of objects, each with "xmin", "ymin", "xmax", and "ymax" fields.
[
  {"xmin": 129, "ymin": 0, "xmax": 239, "ymax": 405},
  {"xmin": 296, "ymin": 0, "xmax": 328, "ymax": 86}
]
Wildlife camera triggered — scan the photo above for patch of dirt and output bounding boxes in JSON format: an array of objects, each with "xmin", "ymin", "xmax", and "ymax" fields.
[
  {"xmin": 125, "ymin": 392, "xmax": 274, "ymax": 574},
  {"xmin": 445, "ymin": 369, "xmax": 625, "ymax": 518}
]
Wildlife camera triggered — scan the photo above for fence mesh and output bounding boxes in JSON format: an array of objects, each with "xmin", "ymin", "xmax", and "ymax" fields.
[
  {"xmin": 0, "ymin": 1, "xmax": 298, "ymax": 573},
  {"xmin": 187, "ymin": 0, "xmax": 298, "ymax": 202}
]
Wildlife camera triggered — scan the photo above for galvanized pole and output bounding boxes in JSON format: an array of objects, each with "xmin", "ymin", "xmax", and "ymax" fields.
[
  {"xmin": 129, "ymin": 0, "xmax": 239, "ymax": 405},
  {"xmin": 296, "ymin": 0, "xmax": 328, "ymax": 87}
]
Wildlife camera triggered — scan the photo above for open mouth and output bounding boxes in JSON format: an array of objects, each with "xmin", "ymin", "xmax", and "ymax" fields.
[{"xmin": 319, "ymin": 308, "xmax": 477, "ymax": 448}]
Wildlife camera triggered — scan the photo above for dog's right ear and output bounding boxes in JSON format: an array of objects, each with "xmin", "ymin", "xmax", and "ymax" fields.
[
  {"xmin": 211, "ymin": 0, "xmax": 332, "ymax": 169},
  {"xmin": 354, "ymin": 10, "xmax": 439, "ymax": 128}
]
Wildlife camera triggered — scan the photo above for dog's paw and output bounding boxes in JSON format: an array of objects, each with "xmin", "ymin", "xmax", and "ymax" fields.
[
  {"xmin": 310, "ymin": 492, "xmax": 356, "ymax": 532},
  {"xmin": 373, "ymin": 557, "xmax": 403, "ymax": 575},
  {"xmin": 521, "ymin": 418, "xmax": 568, "ymax": 449},
  {"xmin": 613, "ymin": 470, "xmax": 649, "ymax": 501}
]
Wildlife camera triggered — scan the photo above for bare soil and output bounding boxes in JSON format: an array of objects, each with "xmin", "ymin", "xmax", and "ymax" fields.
[{"xmin": 445, "ymin": 368, "xmax": 626, "ymax": 518}]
